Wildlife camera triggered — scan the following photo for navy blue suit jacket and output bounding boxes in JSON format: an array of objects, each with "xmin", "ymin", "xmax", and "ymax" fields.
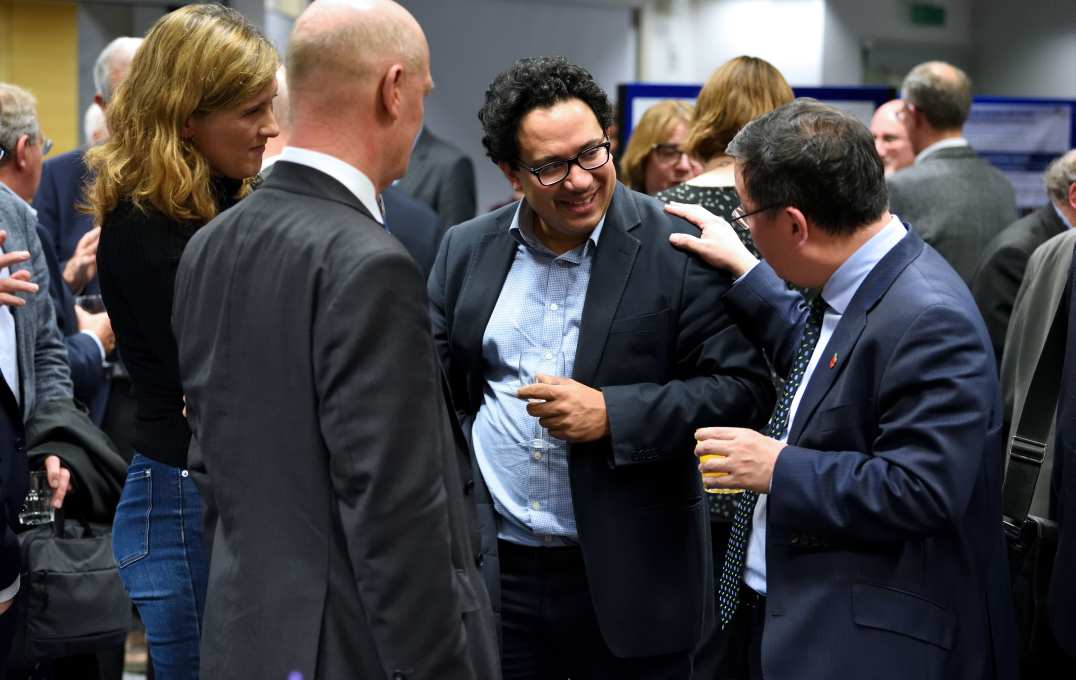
[
  {"xmin": 723, "ymin": 231, "xmax": 1017, "ymax": 680},
  {"xmin": 1049, "ymin": 242, "xmax": 1076, "ymax": 657},
  {"xmin": 383, "ymin": 185, "xmax": 443, "ymax": 278},
  {"xmin": 33, "ymin": 149, "xmax": 97, "ymax": 295},
  {"xmin": 35, "ymin": 225, "xmax": 108, "ymax": 423}
]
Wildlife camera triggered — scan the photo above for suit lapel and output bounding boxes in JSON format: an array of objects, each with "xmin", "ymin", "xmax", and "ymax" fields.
[
  {"xmin": 455, "ymin": 212, "xmax": 518, "ymax": 406},
  {"xmin": 573, "ymin": 185, "xmax": 641, "ymax": 386},
  {"xmin": 787, "ymin": 231, "xmax": 925, "ymax": 443}
]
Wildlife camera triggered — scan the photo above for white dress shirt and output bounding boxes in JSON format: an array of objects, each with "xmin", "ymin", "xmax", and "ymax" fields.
[
  {"xmin": 277, "ymin": 147, "xmax": 384, "ymax": 224},
  {"xmin": 742, "ymin": 215, "xmax": 908, "ymax": 595},
  {"xmin": 915, "ymin": 137, "xmax": 969, "ymax": 164}
]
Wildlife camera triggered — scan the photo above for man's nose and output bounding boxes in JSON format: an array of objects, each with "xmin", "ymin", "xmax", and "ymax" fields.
[{"xmin": 563, "ymin": 162, "xmax": 594, "ymax": 191}]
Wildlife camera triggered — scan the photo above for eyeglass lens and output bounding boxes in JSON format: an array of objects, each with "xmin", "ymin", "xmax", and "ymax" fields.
[{"xmin": 536, "ymin": 144, "xmax": 610, "ymax": 186}]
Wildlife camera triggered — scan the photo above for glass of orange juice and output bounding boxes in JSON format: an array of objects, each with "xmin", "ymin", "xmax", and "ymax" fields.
[{"xmin": 697, "ymin": 451, "xmax": 742, "ymax": 495}]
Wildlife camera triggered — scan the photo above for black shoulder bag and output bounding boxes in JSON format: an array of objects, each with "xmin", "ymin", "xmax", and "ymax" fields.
[
  {"xmin": 9, "ymin": 510, "xmax": 131, "ymax": 666},
  {"xmin": 1002, "ymin": 287, "xmax": 1068, "ymax": 675}
]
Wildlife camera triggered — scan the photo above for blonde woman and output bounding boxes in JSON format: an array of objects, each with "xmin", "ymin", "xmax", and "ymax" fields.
[
  {"xmin": 656, "ymin": 56, "xmax": 793, "ymax": 255},
  {"xmin": 619, "ymin": 99, "xmax": 700, "ymax": 194},
  {"xmin": 84, "ymin": 5, "xmax": 277, "ymax": 678}
]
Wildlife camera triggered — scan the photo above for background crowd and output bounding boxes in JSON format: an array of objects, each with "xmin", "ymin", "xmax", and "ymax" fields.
[{"xmin": 0, "ymin": 1, "xmax": 1074, "ymax": 679}]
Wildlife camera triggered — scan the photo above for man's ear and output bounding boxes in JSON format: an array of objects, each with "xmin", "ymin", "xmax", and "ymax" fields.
[
  {"xmin": 498, "ymin": 161, "xmax": 523, "ymax": 193},
  {"xmin": 786, "ymin": 206, "xmax": 810, "ymax": 248},
  {"xmin": 380, "ymin": 63, "xmax": 405, "ymax": 121},
  {"xmin": 1067, "ymin": 181, "xmax": 1076, "ymax": 212},
  {"xmin": 13, "ymin": 135, "xmax": 30, "ymax": 170}
]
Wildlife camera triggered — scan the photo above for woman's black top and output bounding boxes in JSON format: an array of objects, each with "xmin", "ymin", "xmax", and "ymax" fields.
[
  {"xmin": 97, "ymin": 177, "xmax": 241, "ymax": 468},
  {"xmin": 655, "ymin": 183, "xmax": 761, "ymax": 259}
]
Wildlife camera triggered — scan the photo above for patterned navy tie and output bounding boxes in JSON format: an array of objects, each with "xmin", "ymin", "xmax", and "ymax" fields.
[{"xmin": 716, "ymin": 295, "xmax": 827, "ymax": 627}]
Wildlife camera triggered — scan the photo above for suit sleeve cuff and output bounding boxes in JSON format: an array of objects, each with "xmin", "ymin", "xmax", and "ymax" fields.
[
  {"xmin": 0, "ymin": 574, "xmax": 20, "ymax": 603},
  {"xmin": 79, "ymin": 329, "xmax": 106, "ymax": 364}
]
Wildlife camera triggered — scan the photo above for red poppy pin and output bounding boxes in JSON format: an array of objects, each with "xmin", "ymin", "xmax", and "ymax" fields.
[{"xmin": 828, "ymin": 353, "xmax": 838, "ymax": 369}]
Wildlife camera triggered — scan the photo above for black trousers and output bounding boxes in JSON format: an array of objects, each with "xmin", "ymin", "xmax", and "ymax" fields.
[
  {"xmin": 712, "ymin": 587, "xmax": 765, "ymax": 680},
  {"xmin": 498, "ymin": 540, "xmax": 692, "ymax": 680}
]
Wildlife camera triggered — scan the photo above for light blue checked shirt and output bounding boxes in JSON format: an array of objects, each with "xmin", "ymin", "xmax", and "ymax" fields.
[{"xmin": 471, "ymin": 200, "xmax": 606, "ymax": 547}]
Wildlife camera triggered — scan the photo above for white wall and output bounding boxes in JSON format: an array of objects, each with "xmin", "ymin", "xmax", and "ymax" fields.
[
  {"xmin": 638, "ymin": 0, "xmax": 983, "ymax": 89},
  {"xmin": 400, "ymin": 0, "xmax": 637, "ymax": 212},
  {"xmin": 640, "ymin": 0, "xmax": 828, "ymax": 85},
  {"xmin": 973, "ymin": 0, "xmax": 1076, "ymax": 99}
]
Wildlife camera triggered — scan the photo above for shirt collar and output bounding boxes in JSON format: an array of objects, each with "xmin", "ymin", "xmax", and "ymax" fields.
[
  {"xmin": 278, "ymin": 146, "xmax": 383, "ymax": 224},
  {"xmin": 507, "ymin": 198, "xmax": 606, "ymax": 262},
  {"xmin": 0, "ymin": 179, "xmax": 37, "ymax": 219},
  {"xmin": 1053, "ymin": 202, "xmax": 1074, "ymax": 230},
  {"xmin": 820, "ymin": 215, "xmax": 907, "ymax": 315},
  {"xmin": 260, "ymin": 154, "xmax": 280, "ymax": 172},
  {"xmin": 915, "ymin": 137, "xmax": 969, "ymax": 164}
]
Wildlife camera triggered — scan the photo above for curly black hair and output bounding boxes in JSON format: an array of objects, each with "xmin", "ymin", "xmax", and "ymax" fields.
[{"xmin": 478, "ymin": 56, "xmax": 614, "ymax": 166}]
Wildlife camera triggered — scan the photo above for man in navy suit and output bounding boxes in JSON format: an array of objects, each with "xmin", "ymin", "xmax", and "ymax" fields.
[{"xmin": 668, "ymin": 99, "xmax": 1017, "ymax": 680}]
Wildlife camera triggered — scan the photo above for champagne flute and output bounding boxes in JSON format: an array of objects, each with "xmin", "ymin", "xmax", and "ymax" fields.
[{"xmin": 517, "ymin": 349, "xmax": 565, "ymax": 451}]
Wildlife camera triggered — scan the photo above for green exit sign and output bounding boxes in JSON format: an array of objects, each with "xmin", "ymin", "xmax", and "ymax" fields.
[{"xmin": 910, "ymin": 3, "xmax": 947, "ymax": 26}]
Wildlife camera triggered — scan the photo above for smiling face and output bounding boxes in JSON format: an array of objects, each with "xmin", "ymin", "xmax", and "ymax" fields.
[
  {"xmin": 501, "ymin": 98, "xmax": 616, "ymax": 253},
  {"xmin": 186, "ymin": 79, "xmax": 279, "ymax": 180},
  {"xmin": 643, "ymin": 118, "xmax": 697, "ymax": 194},
  {"xmin": 870, "ymin": 101, "xmax": 914, "ymax": 175}
]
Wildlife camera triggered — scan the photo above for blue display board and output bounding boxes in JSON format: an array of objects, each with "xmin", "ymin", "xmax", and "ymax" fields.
[
  {"xmin": 964, "ymin": 97, "xmax": 1076, "ymax": 209},
  {"xmin": 616, "ymin": 83, "xmax": 896, "ymax": 147},
  {"xmin": 617, "ymin": 83, "xmax": 1076, "ymax": 210}
]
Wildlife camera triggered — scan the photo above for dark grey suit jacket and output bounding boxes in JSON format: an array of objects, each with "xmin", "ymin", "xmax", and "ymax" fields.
[
  {"xmin": 173, "ymin": 161, "xmax": 499, "ymax": 680},
  {"xmin": 397, "ymin": 127, "xmax": 476, "ymax": 229},
  {"xmin": 1000, "ymin": 229, "xmax": 1076, "ymax": 515},
  {"xmin": 888, "ymin": 145, "xmax": 1018, "ymax": 284},
  {"xmin": 972, "ymin": 204, "xmax": 1068, "ymax": 361},
  {"xmin": 429, "ymin": 184, "xmax": 774, "ymax": 658}
]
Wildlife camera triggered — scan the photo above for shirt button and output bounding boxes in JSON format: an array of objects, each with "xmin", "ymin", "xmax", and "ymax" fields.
[
  {"xmin": 181, "ymin": 470, "xmax": 190, "ymax": 478},
  {"xmin": 533, "ymin": 450, "xmax": 543, "ymax": 461},
  {"xmin": 543, "ymin": 352, "xmax": 553, "ymax": 361},
  {"xmin": 531, "ymin": 501, "xmax": 540, "ymax": 510},
  {"xmin": 549, "ymin": 303, "xmax": 558, "ymax": 311}
]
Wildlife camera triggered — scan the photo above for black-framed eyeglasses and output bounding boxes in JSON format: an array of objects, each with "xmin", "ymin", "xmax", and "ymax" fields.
[
  {"xmin": 650, "ymin": 143, "xmax": 690, "ymax": 164},
  {"xmin": 730, "ymin": 204, "xmax": 780, "ymax": 232},
  {"xmin": 516, "ymin": 140, "xmax": 612, "ymax": 187}
]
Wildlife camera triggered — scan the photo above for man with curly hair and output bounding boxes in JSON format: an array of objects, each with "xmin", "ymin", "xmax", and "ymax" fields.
[{"xmin": 428, "ymin": 56, "xmax": 774, "ymax": 678}]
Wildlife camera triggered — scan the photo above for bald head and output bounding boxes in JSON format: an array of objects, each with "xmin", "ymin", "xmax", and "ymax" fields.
[
  {"xmin": 870, "ymin": 99, "xmax": 913, "ymax": 176},
  {"xmin": 287, "ymin": 0, "xmax": 428, "ymax": 100},
  {"xmin": 94, "ymin": 36, "xmax": 142, "ymax": 105},
  {"xmin": 901, "ymin": 60, "xmax": 971, "ymax": 131},
  {"xmin": 284, "ymin": 0, "xmax": 432, "ymax": 190}
]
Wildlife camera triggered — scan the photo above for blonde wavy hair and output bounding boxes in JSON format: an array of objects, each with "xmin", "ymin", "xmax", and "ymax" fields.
[
  {"xmin": 84, "ymin": 4, "xmax": 278, "ymax": 227},
  {"xmin": 619, "ymin": 100, "xmax": 694, "ymax": 193},
  {"xmin": 684, "ymin": 56, "xmax": 793, "ymax": 163}
]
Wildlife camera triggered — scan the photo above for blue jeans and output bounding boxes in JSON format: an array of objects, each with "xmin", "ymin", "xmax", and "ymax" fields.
[{"xmin": 113, "ymin": 453, "xmax": 208, "ymax": 680}]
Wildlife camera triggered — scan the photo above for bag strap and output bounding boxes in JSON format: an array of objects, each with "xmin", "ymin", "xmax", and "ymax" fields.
[{"xmin": 1003, "ymin": 281, "xmax": 1071, "ymax": 529}]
